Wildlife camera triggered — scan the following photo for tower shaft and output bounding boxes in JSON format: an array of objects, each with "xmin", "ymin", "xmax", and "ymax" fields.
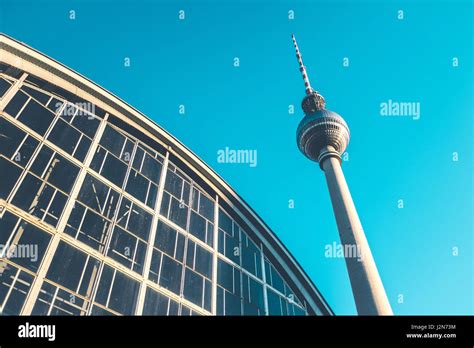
[{"xmin": 320, "ymin": 146, "xmax": 393, "ymax": 315}]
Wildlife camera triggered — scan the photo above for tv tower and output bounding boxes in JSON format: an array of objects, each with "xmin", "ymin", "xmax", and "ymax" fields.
[{"xmin": 292, "ymin": 34, "xmax": 393, "ymax": 315}]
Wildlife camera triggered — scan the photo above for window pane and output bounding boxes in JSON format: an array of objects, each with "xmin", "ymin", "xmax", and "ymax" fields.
[
  {"xmin": 107, "ymin": 226, "xmax": 146, "ymax": 275},
  {"xmin": 0, "ymin": 211, "xmax": 20, "ymax": 246},
  {"xmin": 140, "ymin": 152, "xmax": 162, "ymax": 184},
  {"xmin": 154, "ymin": 220, "xmax": 178, "ymax": 258},
  {"xmin": 189, "ymin": 211, "xmax": 205, "ymax": 240},
  {"xmin": 241, "ymin": 234, "xmax": 262, "ymax": 279},
  {"xmin": 164, "ymin": 170, "xmax": 183, "ymax": 199},
  {"xmin": 78, "ymin": 256, "xmax": 101, "ymax": 298},
  {"xmin": 0, "ymin": 77, "xmax": 12, "ymax": 97},
  {"xmin": 97, "ymin": 151, "xmax": 127, "ymax": 188},
  {"xmin": 0, "ymin": 157, "xmax": 22, "ymax": 200},
  {"xmin": 90, "ymin": 305, "xmax": 115, "ymax": 315},
  {"xmin": 44, "ymin": 153, "xmax": 79, "ymax": 194},
  {"xmin": 47, "ymin": 118, "xmax": 82, "ymax": 156},
  {"xmin": 46, "ymin": 98, "xmax": 63, "ymax": 114},
  {"xmin": 267, "ymin": 288, "xmax": 284, "ymax": 316},
  {"xmin": 73, "ymin": 136, "xmax": 92, "ymax": 162},
  {"xmin": 242, "ymin": 274, "xmax": 265, "ymax": 315},
  {"xmin": 77, "ymin": 174, "xmax": 119, "ymax": 219},
  {"xmin": 125, "ymin": 168, "xmax": 157, "ymax": 207},
  {"xmin": 99, "ymin": 125, "xmax": 126, "ymax": 158},
  {"xmin": 46, "ymin": 241, "xmax": 100, "ymax": 298},
  {"xmin": 30, "ymin": 147, "xmax": 79, "ymax": 194},
  {"xmin": 29, "ymin": 145, "xmax": 54, "ymax": 176},
  {"xmin": 65, "ymin": 203, "xmax": 112, "ymax": 252},
  {"xmin": 0, "ymin": 117, "xmax": 26, "ymax": 157},
  {"xmin": 95, "ymin": 266, "xmax": 139, "ymax": 315},
  {"xmin": 217, "ymin": 258, "xmax": 240, "ymax": 296},
  {"xmin": 15, "ymin": 136, "xmax": 39, "ymax": 168},
  {"xmin": 225, "ymin": 291, "xmax": 242, "ymax": 315},
  {"xmin": 194, "ymin": 244, "xmax": 213, "ymax": 279},
  {"xmin": 149, "ymin": 249, "xmax": 162, "ymax": 283},
  {"xmin": 17, "ymin": 99, "xmax": 55, "ymax": 136},
  {"xmin": 94, "ymin": 265, "xmax": 113, "ymax": 306},
  {"xmin": 47, "ymin": 242, "xmax": 88, "ymax": 289},
  {"xmin": 218, "ymin": 227, "xmax": 240, "ymax": 265},
  {"xmin": 191, "ymin": 188, "xmax": 214, "ymax": 221},
  {"xmin": 166, "ymin": 196, "xmax": 188, "ymax": 230},
  {"xmin": 3, "ymin": 220, "xmax": 51, "ymax": 273},
  {"xmin": 107, "ymin": 270, "xmax": 139, "ymax": 315},
  {"xmin": 143, "ymin": 287, "xmax": 178, "ymax": 316},
  {"xmin": 21, "ymin": 85, "xmax": 50, "ymax": 105},
  {"xmin": 11, "ymin": 173, "xmax": 67, "ymax": 227},
  {"xmin": 159, "ymin": 254, "xmax": 182, "ymax": 295},
  {"xmin": 183, "ymin": 268, "xmax": 203, "ymax": 307},
  {"xmin": 181, "ymin": 306, "xmax": 191, "ymax": 316},
  {"xmin": 71, "ymin": 112, "xmax": 100, "ymax": 139},
  {"xmin": 164, "ymin": 168, "xmax": 190, "ymax": 204},
  {"xmin": 189, "ymin": 215, "xmax": 212, "ymax": 247},
  {"xmin": 218, "ymin": 209, "xmax": 233, "ymax": 234},
  {"xmin": 269, "ymin": 263, "xmax": 285, "ymax": 294},
  {"xmin": 116, "ymin": 198, "xmax": 152, "ymax": 240},
  {"xmin": 198, "ymin": 194, "xmax": 214, "ymax": 222},
  {"xmin": 4, "ymin": 91, "xmax": 29, "ymax": 117},
  {"xmin": 153, "ymin": 220, "xmax": 185, "ymax": 262},
  {"xmin": 216, "ymin": 287, "xmax": 224, "ymax": 315}
]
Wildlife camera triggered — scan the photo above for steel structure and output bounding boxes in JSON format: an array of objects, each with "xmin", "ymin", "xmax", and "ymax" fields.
[{"xmin": 0, "ymin": 34, "xmax": 333, "ymax": 316}]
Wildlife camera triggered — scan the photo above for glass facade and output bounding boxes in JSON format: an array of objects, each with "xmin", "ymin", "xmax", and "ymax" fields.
[{"xmin": 0, "ymin": 50, "xmax": 330, "ymax": 316}]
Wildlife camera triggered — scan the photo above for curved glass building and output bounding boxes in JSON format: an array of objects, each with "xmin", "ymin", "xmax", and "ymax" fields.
[{"xmin": 0, "ymin": 34, "xmax": 332, "ymax": 316}]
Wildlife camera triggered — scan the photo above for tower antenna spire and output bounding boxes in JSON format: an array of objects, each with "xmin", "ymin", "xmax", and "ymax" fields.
[
  {"xmin": 291, "ymin": 34, "xmax": 326, "ymax": 113},
  {"xmin": 292, "ymin": 34, "xmax": 313, "ymax": 95}
]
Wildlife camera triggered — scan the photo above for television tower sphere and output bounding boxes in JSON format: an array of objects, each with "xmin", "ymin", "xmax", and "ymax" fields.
[{"xmin": 296, "ymin": 92, "xmax": 350, "ymax": 166}]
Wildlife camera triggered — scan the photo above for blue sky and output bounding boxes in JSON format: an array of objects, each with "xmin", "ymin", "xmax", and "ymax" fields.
[{"xmin": 1, "ymin": 0, "xmax": 472, "ymax": 315}]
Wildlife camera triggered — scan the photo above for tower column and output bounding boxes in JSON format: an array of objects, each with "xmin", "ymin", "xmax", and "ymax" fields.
[{"xmin": 320, "ymin": 146, "xmax": 393, "ymax": 315}]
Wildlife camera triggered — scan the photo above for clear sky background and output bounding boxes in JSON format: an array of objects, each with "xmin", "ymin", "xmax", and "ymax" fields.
[{"xmin": 1, "ymin": 0, "xmax": 472, "ymax": 315}]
